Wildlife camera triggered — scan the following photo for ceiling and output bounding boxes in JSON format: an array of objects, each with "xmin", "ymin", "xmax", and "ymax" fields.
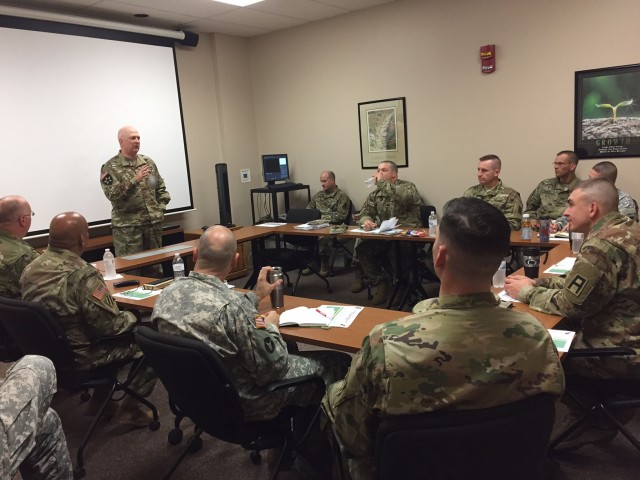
[{"xmin": 0, "ymin": 0, "xmax": 401, "ymax": 37}]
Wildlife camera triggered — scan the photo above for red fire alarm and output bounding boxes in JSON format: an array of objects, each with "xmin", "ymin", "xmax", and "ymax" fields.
[{"xmin": 480, "ymin": 45, "xmax": 495, "ymax": 74}]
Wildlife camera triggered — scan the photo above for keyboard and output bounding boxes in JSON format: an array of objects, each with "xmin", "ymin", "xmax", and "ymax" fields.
[{"xmin": 266, "ymin": 182, "xmax": 301, "ymax": 189}]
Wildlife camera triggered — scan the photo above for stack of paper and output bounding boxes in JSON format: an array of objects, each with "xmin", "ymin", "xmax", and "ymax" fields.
[
  {"xmin": 279, "ymin": 305, "xmax": 363, "ymax": 328},
  {"xmin": 351, "ymin": 217, "xmax": 401, "ymax": 235},
  {"xmin": 294, "ymin": 222, "xmax": 330, "ymax": 230}
]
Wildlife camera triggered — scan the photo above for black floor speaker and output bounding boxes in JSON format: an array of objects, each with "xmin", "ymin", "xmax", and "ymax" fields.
[{"xmin": 215, "ymin": 163, "xmax": 233, "ymax": 227}]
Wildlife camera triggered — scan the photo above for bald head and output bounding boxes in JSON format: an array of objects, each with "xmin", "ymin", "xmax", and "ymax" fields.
[
  {"xmin": 195, "ymin": 226, "xmax": 238, "ymax": 274},
  {"xmin": 118, "ymin": 125, "xmax": 141, "ymax": 159},
  {"xmin": 49, "ymin": 212, "xmax": 89, "ymax": 254},
  {"xmin": 0, "ymin": 195, "xmax": 32, "ymax": 238}
]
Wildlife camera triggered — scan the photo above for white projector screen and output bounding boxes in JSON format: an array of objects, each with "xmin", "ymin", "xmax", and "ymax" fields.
[{"xmin": 0, "ymin": 17, "xmax": 193, "ymax": 236}]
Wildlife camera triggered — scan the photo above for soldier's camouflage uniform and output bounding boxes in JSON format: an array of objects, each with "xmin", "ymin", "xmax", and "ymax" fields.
[
  {"xmin": 152, "ymin": 272, "xmax": 350, "ymax": 421},
  {"xmin": 356, "ymin": 179, "xmax": 422, "ymax": 285},
  {"xmin": 100, "ymin": 153, "xmax": 171, "ymax": 277},
  {"xmin": 322, "ymin": 292, "xmax": 564, "ymax": 480},
  {"xmin": 19, "ymin": 247, "xmax": 156, "ymax": 397},
  {"xmin": 463, "ymin": 180, "xmax": 523, "ymax": 231},
  {"xmin": 516, "ymin": 212, "xmax": 640, "ymax": 379},
  {"xmin": 0, "ymin": 230, "xmax": 39, "ymax": 299},
  {"xmin": 0, "ymin": 355, "xmax": 73, "ymax": 480},
  {"xmin": 524, "ymin": 176, "xmax": 582, "ymax": 222},
  {"xmin": 307, "ymin": 186, "xmax": 351, "ymax": 257},
  {"xmin": 617, "ymin": 189, "xmax": 638, "ymax": 222}
]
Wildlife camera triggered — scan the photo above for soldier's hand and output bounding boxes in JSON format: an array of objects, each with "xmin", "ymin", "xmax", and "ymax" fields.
[
  {"xmin": 134, "ymin": 165, "xmax": 150, "ymax": 183},
  {"xmin": 255, "ymin": 266, "xmax": 280, "ymax": 300},
  {"xmin": 263, "ymin": 311, "xmax": 280, "ymax": 327},
  {"xmin": 363, "ymin": 220, "xmax": 377, "ymax": 231}
]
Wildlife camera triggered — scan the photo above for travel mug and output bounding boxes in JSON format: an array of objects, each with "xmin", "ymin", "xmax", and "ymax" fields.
[
  {"xmin": 269, "ymin": 266, "xmax": 284, "ymax": 308},
  {"xmin": 523, "ymin": 246, "xmax": 541, "ymax": 279}
]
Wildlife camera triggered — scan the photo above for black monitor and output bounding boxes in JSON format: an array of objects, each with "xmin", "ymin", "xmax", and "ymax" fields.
[{"xmin": 262, "ymin": 154, "xmax": 289, "ymax": 185}]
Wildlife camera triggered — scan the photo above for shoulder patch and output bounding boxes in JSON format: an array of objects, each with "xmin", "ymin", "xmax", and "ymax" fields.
[
  {"xmin": 92, "ymin": 283, "xmax": 108, "ymax": 301},
  {"xmin": 264, "ymin": 336, "xmax": 275, "ymax": 353},
  {"xmin": 566, "ymin": 274, "xmax": 588, "ymax": 296},
  {"xmin": 101, "ymin": 172, "xmax": 113, "ymax": 185}
]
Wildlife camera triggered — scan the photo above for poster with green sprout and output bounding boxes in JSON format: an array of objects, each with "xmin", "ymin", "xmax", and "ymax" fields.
[{"xmin": 575, "ymin": 64, "xmax": 640, "ymax": 159}]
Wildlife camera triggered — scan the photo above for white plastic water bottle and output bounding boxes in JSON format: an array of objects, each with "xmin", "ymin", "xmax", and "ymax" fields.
[
  {"xmin": 428, "ymin": 211, "xmax": 437, "ymax": 237},
  {"xmin": 103, "ymin": 248, "xmax": 116, "ymax": 280},
  {"xmin": 172, "ymin": 253, "xmax": 185, "ymax": 278},
  {"xmin": 492, "ymin": 260, "xmax": 507, "ymax": 288}
]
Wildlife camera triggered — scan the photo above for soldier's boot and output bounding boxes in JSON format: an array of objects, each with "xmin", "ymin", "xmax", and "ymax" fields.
[
  {"xmin": 113, "ymin": 396, "xmax": 153, "ymax": 428},
  {"xmin": 319, "ymin": 255, "xmax": 331, "ymax": 277},
  {"xmin": 371, "ymin": 277, "xmax": 392, "ymax": 306},
  {"xmin": 302, "ymin": 260, "xmax": 319, "ymax": 276},
  {"xmin": 350, "ymin": 265, "xmax": 366, "ymax": 293},
  {"xmin": 84, "ymin": 386, "xmax": 118, "ymax": 418}
]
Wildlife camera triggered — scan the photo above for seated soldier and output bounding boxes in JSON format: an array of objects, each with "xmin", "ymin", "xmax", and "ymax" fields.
[{"xmin": 324, "ymin": 197, "xmax": 564, "ymax": 480}]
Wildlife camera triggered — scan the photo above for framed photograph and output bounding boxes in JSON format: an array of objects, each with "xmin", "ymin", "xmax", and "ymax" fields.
[
  {"xmin": 358, "ymin": 97, "xmax": 408, "ymax": 169},
  {"xmin": 575, "ymin": 64, "xmax": 640, "ymax": 159}
]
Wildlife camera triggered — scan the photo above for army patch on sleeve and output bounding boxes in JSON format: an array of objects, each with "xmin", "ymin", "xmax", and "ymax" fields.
[
  {"xmin": 567, "ymin": 274, "xmax": 588, "ymax": 296},
  {"xmin": 264, "ymin": 337, "xmax": 275, "ymax": 353},
  {"xmin": 100, "ymin": 171, "xmax": 113, "ymax": 185},
  {"xmin": 92, "ymin": 283, "xmax": 108, "ymax": 301}
]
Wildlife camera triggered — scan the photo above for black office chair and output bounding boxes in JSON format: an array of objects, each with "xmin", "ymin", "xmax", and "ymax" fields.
[
  {"xmin": 332, "ymin": 394, "xmax": 555, "ymax": 480},
  {"xmin": 550, "ymin": 346, "xmax": 640, "ymax": 454},
  {"xmin": 0, "ymin": 296, "xmax": 159, "ymax": 479},
  {"xmin": 134, "ymin": 326, "xmax": 324, "ymax": 480},
  {"xmin": 253, "ymin": 208, "xmax": 331, "ymax": 295}
]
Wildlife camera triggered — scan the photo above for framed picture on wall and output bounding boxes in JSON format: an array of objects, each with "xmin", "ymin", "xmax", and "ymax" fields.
[
  {"xmin": 575, "ymin": 64, "xmax": 640, "ymax": 159},
  {"xmin": 358, "ymin": 97, "xmax": 408, "ymax": 169}
]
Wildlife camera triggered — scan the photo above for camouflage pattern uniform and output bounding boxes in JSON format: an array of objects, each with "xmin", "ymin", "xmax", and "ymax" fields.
[
  {"xmin": 516, "ymin": 212, "xmax": 640, "ymax": 379},
  {"xmin": 152, "ymin": 272, "xmax": 350, "ymax": 421},
  {"xmin": 617, "ymin": 189, "xmax": 638, "ymax": 222},
  {"xmin": 307, "ymin": 186, "xmax": 351, "ymax": 257},
  {"xmin": 19, "ymin": 247, "xmax": 156, "ymax": 397},
  {"xmin": 524, "ymin": 176, "xmax": 582, "ymax": 221},
  {"xmin": 356, "ymin": 179, "xmax": 422, "ymax": 285},
  {"xmin": 0, "ymin": 230, "xmax": 39, "ymax": 299},
  {"xmin": 322, "ymin": 292, "xmax": 564, "ymax": 480},
  {"xmin": 0, "ymin": 355, "xmax": 73, "ymax": 480},
  {"xmin": 100, "ymin": 153, "xmax": 171, "ymax": 277},
  {"xmin": 463, "ymin": 180, "xmax": 523, "ymax": 231}
]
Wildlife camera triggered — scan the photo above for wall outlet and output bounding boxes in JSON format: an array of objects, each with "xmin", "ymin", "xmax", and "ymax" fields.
[{"xmin": 240, "ymin": 169, "xmax": 250, "ymax": 183}]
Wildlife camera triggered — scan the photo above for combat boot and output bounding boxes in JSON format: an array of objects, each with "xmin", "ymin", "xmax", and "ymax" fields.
[
  {"xmin": 113, "ymin": 396, "xmax": 153, "ymax": 428},
  {"xmin": 350, "ymin": 265, "xmax": 366, "ymax": 293},
  {"xmin": 319, "ymin": 255, "xmax": 331, "ymax": 277},
  {"xmin": 371, "ymin": 277, "xmax": 392, "ymax": 306}
]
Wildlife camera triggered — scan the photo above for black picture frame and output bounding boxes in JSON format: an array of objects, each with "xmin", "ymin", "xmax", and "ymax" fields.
[
  {"xmin": 358, "ymin": 97, "xmax": 408, "ymax": 169},
  {"xmin": 575, "ymin": 64, "xmax": 640, "ymax": 159}
]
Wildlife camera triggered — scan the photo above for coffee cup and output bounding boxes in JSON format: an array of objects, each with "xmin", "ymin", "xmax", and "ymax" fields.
[
  {"xmin": 523, "ymin": 246, "xmax": 540, "ymax": 279},
  {"xmin": 539, "ymin": 220, "xmax": 550, "ymax": 242}
]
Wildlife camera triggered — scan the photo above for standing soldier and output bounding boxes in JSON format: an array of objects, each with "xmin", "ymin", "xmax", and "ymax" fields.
[
  {"xmin": 100, "ymin": 126, "xmax": 170, "ymax": 277},
  {"xmin": 305, "ymin": 170, "xmax": 351, "ymax": 277}
]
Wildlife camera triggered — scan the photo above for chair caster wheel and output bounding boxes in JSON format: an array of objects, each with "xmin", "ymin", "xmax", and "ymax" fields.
[
  {"xmin": 188, "ymin": 436, "xmax": 203, "ymax": 453},
  {"xmin": 250, "ymin": 450, "xmax": 262, "ymax": 465},
  {"xmin": 168, "ymin": 428, "xmax": 183, "ymax": 445},
  {"xmin": 149, "ymin": 420, "xmax": 160, "ymax": 431},
  {"xmin": 73, "ymin": 467, "xmax": 86, "ymax": 479},
  {"xmin": 80, "ymin": 391, "xmax": 91, "ymax": 402}
]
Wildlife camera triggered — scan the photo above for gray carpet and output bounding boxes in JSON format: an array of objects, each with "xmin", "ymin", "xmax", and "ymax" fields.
[{"xmin": 5, "ymin": 264, "xmax": 640, "ymax": 479}]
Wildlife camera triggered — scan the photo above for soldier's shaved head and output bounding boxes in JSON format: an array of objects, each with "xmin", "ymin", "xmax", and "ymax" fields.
[
  {"xmin": 0, "ymin": 195, "xmax": 33, "ymax": 238},
  {"xmin": 49, "ymin": 212, "xmax": 89, "ymax": 254},
  {"xmin": 195, "ymin": 225, "xmax": 238, "ymax": 273},
  {"xmin": 575, "ymin": 178, "xmax": 619, "ymax": 215}
]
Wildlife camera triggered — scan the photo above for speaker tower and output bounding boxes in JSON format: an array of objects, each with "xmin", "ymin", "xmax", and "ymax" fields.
[{"xmin": 215, "ymin": 163, "xmax": 234, "ymax": 227}]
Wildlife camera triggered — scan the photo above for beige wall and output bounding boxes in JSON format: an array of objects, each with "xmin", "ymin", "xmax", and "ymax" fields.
[{"xmin": 176, "ymin": 0, "xmax": 640, "ymax": 228}]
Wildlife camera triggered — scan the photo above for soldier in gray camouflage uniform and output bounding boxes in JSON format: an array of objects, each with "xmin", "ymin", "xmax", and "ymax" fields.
[
  {"xmin": 152, "ymin": 225, "xmax": 351, "ymax": 422},
  {"xmin": 588, "ymin": 161, "xmax": 638, "ymax": 221},
  {"xmin": 306, "ymin": 170, "xmax": 351, "ymax": 276},
  {"xmin": 100, "ymin": 126, "xmax": 171, "ymax": 277},
  {"xmin": 507, "ymin": 178, "xmax": 640, "ymax": 380},
  {"xmin": 353, "ymin": 161, "xmax": 422, "ymax": 305},
  {"xmin": 1, "ymin": 355, "xmax": 73, "ymax": 479},
  {"xmin": 463, "ymin": 154, "xmax": 523, "ymax": 230},
  {"xmin": 525, "ymin": 150, "xmax": 582, "ymax": 229},
  {"xmin": 0, "ymin": 195, "xmax": 39, "ymax": 299},
  {"xmin": 20, "ymin": 212, "xmax": 157, "ymax": 426},
  {"xmin": 324, "ymin": 197, "xmax": 564, "ymax": 480}
]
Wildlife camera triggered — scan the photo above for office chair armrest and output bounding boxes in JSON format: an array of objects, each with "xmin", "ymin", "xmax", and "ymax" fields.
[
  {"xmin": 92, "ymin": 330, "xmax": 135, "ymax": 347},
  {"xmin": 264, "ymin": 374, "xmax": 324, "ymax": 393},
  {"xmin": 566, "ymin": 346, "xmax": 637, "ymax": 358}
]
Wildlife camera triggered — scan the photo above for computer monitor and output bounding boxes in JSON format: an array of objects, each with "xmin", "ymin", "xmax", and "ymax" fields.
[{"xmin": 262, "ymin": 154, "xmax": 289, "ymax": 185}]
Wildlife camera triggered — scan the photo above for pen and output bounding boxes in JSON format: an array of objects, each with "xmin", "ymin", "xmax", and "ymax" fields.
[{"xmin": 315, "ymin": 309, "xmax": 328, "ymax": 317}]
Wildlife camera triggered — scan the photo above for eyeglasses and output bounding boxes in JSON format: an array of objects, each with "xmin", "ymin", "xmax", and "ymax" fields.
[{"xmin": 552, "ymin": 162, "xmax": 570, "ymax": 167}]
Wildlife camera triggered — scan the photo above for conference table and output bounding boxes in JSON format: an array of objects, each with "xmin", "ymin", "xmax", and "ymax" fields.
[{"xmin": 107, "ymin": 237, "xmax": 571, "ymax": 353}]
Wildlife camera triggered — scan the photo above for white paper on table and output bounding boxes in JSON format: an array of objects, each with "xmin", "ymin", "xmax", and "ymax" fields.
[
  {"xmin": 103, "ymin": 273, "xmax": 123, "ymax": 280},
  {"xmin": 547, "ymin": 329, "xmax": 576, "ymax": 353},
  {"xmin": 544, "ymin": 257, "xmax": 576, "ymax": 275},
  {"xmin": 498, "ymin": 290, "xmax": 520, "ymax": 303},
  {"xmin": 255, "ymin": 222, "xmax": 287, "ymax": 227},
  {"xmin": 317, "ymin": 305, "xmax": 364, "ymax": 328},
  {"xmin": 112, "ymin": 287, "xmax": 162, "ymax": 300}
]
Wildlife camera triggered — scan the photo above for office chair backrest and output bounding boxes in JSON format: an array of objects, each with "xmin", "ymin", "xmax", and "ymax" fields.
[
  {"xmin": 374, "ymin": 394, "xmax": 555, "ymax": 480},
  {"xmin": 284, "ymin": 208, "xmax": 321, "ymax": 249},
  {"xmin": 0, "ymin": 296, "xmax": 76, "ymax": 372},
  {"xmin": 135, "ymin": 326, "xmax": 246, "ymax": 441},
  {"xmin": 419, "ymin": 205, "xmax": 437, "ymax": 228}
]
